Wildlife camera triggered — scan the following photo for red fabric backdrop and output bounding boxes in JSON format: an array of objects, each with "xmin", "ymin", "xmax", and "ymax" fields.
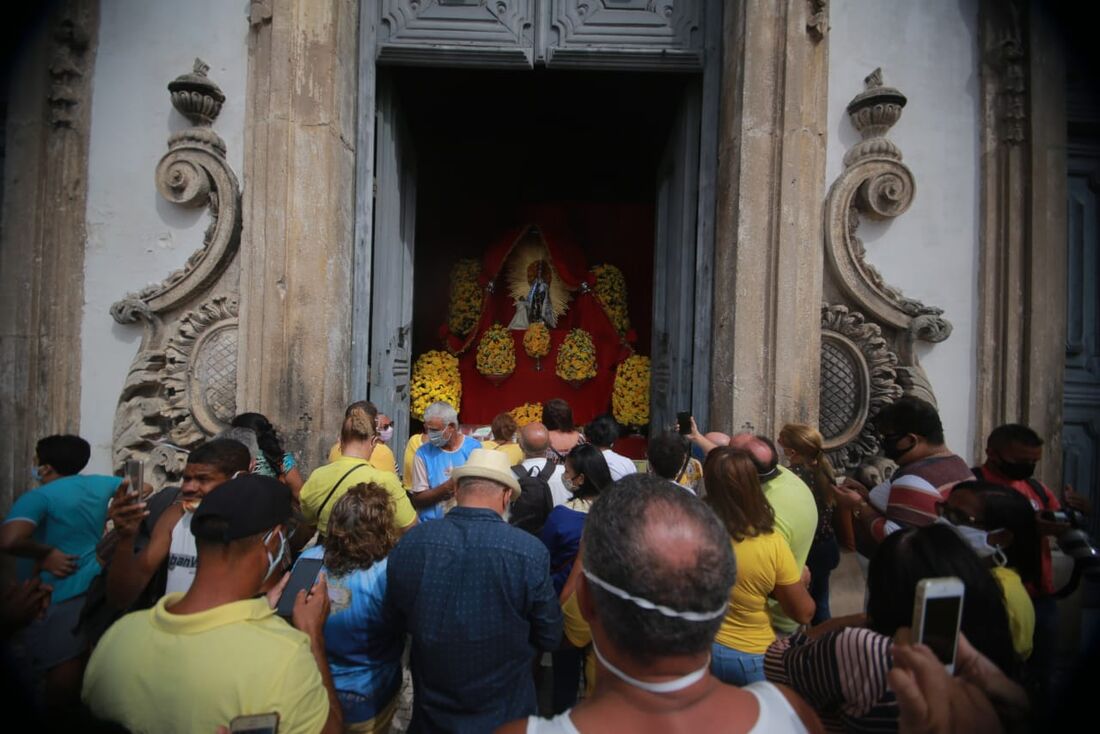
[{"xmin": 444, "ymin": 217, "xmax": 633, "ymax": 425}]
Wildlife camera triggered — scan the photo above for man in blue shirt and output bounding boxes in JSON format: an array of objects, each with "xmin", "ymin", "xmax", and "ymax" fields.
[
  {"xmin": 386, "ymin": 449, "xmax": 562, "ymax": 732},
  {"xmin": 0, "ymin": 434, "xmax": 122, "ymax": 718},
  {"xmin": 410, "ymin": 401, "xmax": 481, "ymax": 520}
]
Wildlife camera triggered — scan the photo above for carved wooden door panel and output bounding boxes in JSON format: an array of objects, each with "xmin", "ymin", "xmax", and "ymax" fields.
[
  {"xmin": 1064, "ymin": 146, "xmax": 1100, "ymax": 537},
  {"xmin": 378, "ymin": 0, "xmax": 536, "ymax": 67},
  {"xmin": 369, "ymin": 78, "xmax": 417, "ymax": 465},
  {"xmin": 650, "ymin": 84, "xmax": 701, "ymax": 433}
]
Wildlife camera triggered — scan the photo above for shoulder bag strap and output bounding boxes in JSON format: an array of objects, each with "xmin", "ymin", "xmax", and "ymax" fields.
[{"xmin": 316, "ymin": 464, "xmax": 366, "ymax": 520}]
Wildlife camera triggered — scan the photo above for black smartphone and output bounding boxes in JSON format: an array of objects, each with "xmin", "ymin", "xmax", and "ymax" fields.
[
  {"xmin": 275, "ymin": 557, "xmax": 324, "ymax": 619},
  {"xmin": 677, "ymin": 411, "xmax": 692, "ymax": 435}
]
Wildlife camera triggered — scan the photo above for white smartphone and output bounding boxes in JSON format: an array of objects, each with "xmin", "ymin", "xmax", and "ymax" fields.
[
  {"xmin": 229, "ymin": 713, "xmax": 279, "ymax": 733},
  {"xmin": 911, "ymin": 576, "xmax": 965, "ymax": 674}
]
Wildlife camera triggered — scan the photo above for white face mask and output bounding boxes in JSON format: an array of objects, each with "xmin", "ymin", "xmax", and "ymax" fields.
[
  {"xmin": 379, "ymin": 426, "xmax": 394, "ymax": 443},
  {"xmin": 262, "ymin": 529, "xmax": 288, "ymax": 583},
  {"xmin": 591, "ymin": 638, "xmax": 710, "ymax": 694},
  {"xmin": 562, "ymin": 474, "xmax": 578, "ymax": 494},
  {"xmin": 31, "ymin": 465, "xmax": 43, "ymax": 483},
  {"xmin": 937, "ymin": 517, "xmax": 1007, "ymax": 566}
]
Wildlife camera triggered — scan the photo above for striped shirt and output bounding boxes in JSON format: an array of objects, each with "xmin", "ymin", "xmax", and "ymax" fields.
[
  {"xmin": 868, "ymin": 454, "xmax": 972, "ymax": 541},
  {"xmin": 764, "ymin": 628, "xmax": 897, "ymax": 733}
]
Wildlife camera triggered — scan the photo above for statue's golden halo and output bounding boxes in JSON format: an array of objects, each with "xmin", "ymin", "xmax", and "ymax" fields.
[{"xmin": 505, "ymin": 231, "xmax": 573, "ymax": 321}]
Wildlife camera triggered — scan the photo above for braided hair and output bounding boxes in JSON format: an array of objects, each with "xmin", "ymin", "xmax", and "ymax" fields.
[{"xmin": 231, "ymin": 412, "xmax": 286, "ymax": 477}]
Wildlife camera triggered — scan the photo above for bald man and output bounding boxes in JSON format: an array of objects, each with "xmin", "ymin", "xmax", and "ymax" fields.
[
  {"xmin": 519, "ymin": 422, "xmax": 569, "ymax": 506},
  {"xmin": 727, "ymin": 433, "xmax": 818, "ymax": 636}
]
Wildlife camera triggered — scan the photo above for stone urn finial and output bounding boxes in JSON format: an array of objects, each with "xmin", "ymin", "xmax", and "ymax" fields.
[
  {"xmin": 168, "ymin": 58, "xmax": 225, "ymax": 126},
  {"xmin": 843, "ymin": 68, "xmax": 908, "ymax": 166}
]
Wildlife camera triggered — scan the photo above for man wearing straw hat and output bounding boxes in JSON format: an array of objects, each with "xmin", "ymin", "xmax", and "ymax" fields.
[{"xmin": 385, "ymin": 449, "xmax": 562, "ymax": 733}]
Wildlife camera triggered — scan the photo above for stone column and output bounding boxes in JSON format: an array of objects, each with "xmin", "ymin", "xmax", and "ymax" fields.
[
  {"xmin": 238, "ymin": 0, "xmax": 358, "ymax": 472},
  {"xmin": 710, "ymin": 0, "xmax": 829, "ymax": 437},
  {"xmin": 0, "ymin": 1, "xmax": 98, "ymax": 512},
  {"xmin": 974, "ymin": 0, "xmax": 1067, "ymax": 484}
]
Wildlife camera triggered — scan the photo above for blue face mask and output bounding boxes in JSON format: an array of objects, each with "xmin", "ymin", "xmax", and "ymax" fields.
[
  {"xmin": 31, "ymin": 466, "xmax": 43, "ymax": 483},
  {"xmin": 427, "ymin": 427, "xmax": 449, "ymax": 448}
]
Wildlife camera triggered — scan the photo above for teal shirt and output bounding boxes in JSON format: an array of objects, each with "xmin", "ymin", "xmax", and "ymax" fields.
[
  {"xmin": 763, "ymin": 465, "xmax": 818, "ymax": 632},
  {"xmin": 5, "ymin": 474, "xmax": 121, "ymax": 603}
]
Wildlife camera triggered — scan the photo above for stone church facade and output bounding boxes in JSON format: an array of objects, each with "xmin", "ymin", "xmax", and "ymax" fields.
[{"xmin": 1, "ymin": 0, "xmax": 1094, "ymax": 522}]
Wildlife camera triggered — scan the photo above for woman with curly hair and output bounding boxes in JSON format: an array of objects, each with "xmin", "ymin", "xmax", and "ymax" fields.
[
  {"xmin": 231, "ymin": 412, "xmax": 304, "ymax": 495},
  {"xmin": 295, "ymin": 483, "xmax": 404, "ymax": 732}
]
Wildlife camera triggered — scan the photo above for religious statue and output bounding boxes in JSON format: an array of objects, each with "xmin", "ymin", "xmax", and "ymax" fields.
[{"xmin": 509, "ymin": 258, "xmax": 557, "ymax": 329}]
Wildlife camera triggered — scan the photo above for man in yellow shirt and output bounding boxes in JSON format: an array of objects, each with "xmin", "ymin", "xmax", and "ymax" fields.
[{"xmin": 82, "ymin": 475, "xmax": 343, "ymax": 733}]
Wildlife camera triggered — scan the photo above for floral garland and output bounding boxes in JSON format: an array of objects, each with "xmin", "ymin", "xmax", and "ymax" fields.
[
  {"xmin": 612, "ymin": 355, "xmax": 650, "ymax": 427},
  {"xmin": 410, "ymin": 350, "xmax": 462, "ymax": 420},
  {"xmin": 523, "ymin": 322, "xmax": 551, "ymax": 359},
  {"xmin": 476, "ymin": 323, "xmax": 516, "ymax": 378},
  {"xmin": 555, "ymin": 328, "xmax": 597, "ymax": 383},
  {"xmin": 591, "ymin": 263, "xmax": 631, "ymax": 335},
  {"xmin": 509, "ymin": 402, "xmax": 543, "ymax": 428},
  {"xmin": 447, "ymin": 258, "xmax": 482, "ymax": 337}
]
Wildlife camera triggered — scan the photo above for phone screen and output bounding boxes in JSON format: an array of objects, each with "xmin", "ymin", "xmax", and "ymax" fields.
[
  {"xmin": 921, "ymin": 596, "xmax": 962, "ymax": 665},
  {"xmin": 677, "ymin": 411, "xmax": 692, "ymax": 435},
  {"xmin": 230, "ymin": 713, "xmax": 279, "ymax": 733},
  {"xmin": 275, "ymin": 558, "xmax": 324, "ymax": 618}
]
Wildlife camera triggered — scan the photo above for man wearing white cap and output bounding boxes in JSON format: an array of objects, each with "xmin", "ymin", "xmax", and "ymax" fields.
[{"xmin": 384, "ymin": 449, "xmax": 562, "ymax": 733}]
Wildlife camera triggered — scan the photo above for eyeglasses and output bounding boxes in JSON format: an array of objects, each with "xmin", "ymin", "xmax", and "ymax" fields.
[{"xmin": 934, "ymin": 501, "xmax": 981, "ymax": 528}]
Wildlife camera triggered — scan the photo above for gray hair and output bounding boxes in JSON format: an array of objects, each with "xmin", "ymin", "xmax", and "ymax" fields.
[
  {"xmin": 582, "ymin": 474, "xmax": 736, "ymax": 664},
  {"xmin": 423, "ymin": 401, "xmax": 458, "ymax": 427},
  {"xmin": 214, "ymin": 427, "xmax": 260, "ymax": 461}
]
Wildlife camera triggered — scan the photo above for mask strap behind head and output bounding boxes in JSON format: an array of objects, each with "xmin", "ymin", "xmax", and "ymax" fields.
[{"xmin": 582, "ymin": 568, "xmax": 727, "ymax": 622}]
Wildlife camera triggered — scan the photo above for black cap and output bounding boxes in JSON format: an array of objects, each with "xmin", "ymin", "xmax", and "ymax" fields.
[{"xmin": 191, "ymin": 474, "xmax": 292, "ymax": 543}]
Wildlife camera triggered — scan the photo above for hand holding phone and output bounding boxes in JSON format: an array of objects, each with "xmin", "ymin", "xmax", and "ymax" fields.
[
  {"xmin": 125, "ymin": 459, "xmax": 143, "ymax": 496},
  {"xmin": 911, "ymin": 576, "xmax": 964, "ymax": 674},
  {"xmin": 275, "ymin": 558, "xmax": 323, "ymax": 619},
  {"xmin": 677, "ymin": 411, "xmax": 692, "ymax": 435},
  {"xmin": 229, "ymin": 713, "xmax": 279, "ymax": 733}
]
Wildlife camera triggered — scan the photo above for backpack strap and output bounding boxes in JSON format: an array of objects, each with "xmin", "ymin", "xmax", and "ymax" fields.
[
  {"xmin": 971, "ymin": 465, "xmax": 985, "ymax": 481},
  {"xmin": 316, "ymin": 463, "xmax": 367, "ymax": 521},
  {"xmin": 537, "ymin": 459, "xmax": 555, "ymax": 481},
  {"xmin": 512, "ymin": 465, "xmax": 528, "ymax": 480},
  {"xmin": 1026, "ymin": 477, "xmax": 1053, "ymax": 509}
]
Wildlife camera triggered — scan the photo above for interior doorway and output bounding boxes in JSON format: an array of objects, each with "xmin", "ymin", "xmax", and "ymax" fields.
[{"xmin": 362, "ymin": 65, "xmax": 715, "ymax": 461}]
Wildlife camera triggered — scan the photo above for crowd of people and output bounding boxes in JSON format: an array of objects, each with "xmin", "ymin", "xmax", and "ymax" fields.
[{"xmin": 0, "ymin": 393, "xmax": 1094, "ymax": 733}]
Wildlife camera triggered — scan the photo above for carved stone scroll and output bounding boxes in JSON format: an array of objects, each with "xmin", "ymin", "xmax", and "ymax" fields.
[
  {"xmin": 110, "ymin": 60, "xmax": 242, "ymax": 487},
  {"xmin": 821, "ymin": 69, "xmax": 953, "ymax": 467}
]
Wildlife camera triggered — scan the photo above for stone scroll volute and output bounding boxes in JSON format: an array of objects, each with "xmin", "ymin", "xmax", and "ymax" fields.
[
  {"xmin": 821, "ymin": 69, "xmax": 952, "ymax": 470},
  {"xmin": 110, "ymin": 59, "xmax": 242, "ymax": 488}
]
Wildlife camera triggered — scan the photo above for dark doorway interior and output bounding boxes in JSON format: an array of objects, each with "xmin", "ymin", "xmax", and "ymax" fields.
[{"xmin": 395, "ymin": 66, "xmax": 688, "ymax": 361}]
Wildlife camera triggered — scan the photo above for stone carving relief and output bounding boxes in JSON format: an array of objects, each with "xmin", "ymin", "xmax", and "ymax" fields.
[
  {"xmin": 47, "ymin": 1, "xmax": 95, "ymax": 128},
  {"xmin": 806, "ymin": 0, "xmax": 828, "ymax": 43},
  {"xmin": 819, "ymin": 304, "xmax": 904, "ymax": 472},
  {"xmin": 111, "ymin": 59, "xmax": 242, "ymax": 488},
  {"xmin": 821, "ymin": 69, "xmax": 952, "ymax": 470}
]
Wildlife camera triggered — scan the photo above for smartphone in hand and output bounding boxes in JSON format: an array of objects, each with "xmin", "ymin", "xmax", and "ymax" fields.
[
  {"xmin": 125, "ymin": 459, "xmax": 143, "ymax": 496},
  {"xmin": 677, "ymin": 411, "xmax": 692, "ymax": 435},
  {"xmin": 230, "ymin": 713, "xmax": 279, "ymax": 733},
  {"xmin": 911, "ymin": 576, "xmax": 964, "ymax": 674},
  {"xmin": 275, "ymin": 557, "xmax": 324, "ymax": 619}
]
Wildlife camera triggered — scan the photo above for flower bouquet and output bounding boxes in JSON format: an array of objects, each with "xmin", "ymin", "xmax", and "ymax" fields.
[
  {"xmin": 591, "ymin": 263, "xmax": 631, "ymax": 336},
  {"xmin": 612, "ymin": 355, "xmax": 650, "ymax": 428},
  {"xmin": 476, "ymin": 323, "xmax": 516, "ymax": 385},
  {"xmin": 523, "ymin": 322, "xmax": 551, "ymax": 371},
  {"xmin": 509, "ymin": 402, "xmax": 543, "ymax": 428},
  {"xmin": 447, "ymin": 258, "xmax": 482, "ymax": 337},
  {"xmin": 555, "ymin": 328, "xmax": 597, "ymax": 388},
  {"xmin": 410, "ymin": 350, "xmax": 462, "ymax": 420}
]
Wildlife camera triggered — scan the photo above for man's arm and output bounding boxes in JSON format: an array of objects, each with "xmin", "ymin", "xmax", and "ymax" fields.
[
  {"xmin": 0, "ymin": 520, "xmax": 77, "ymax": 577},
  {"xmin": 407, "ymin": 454, "xmax": 454, "ymax": 510},
  {"xmin": 106, "ymin": 499, "xmax": 182, "ymax": 610},
  {"xmin": 528, "ymin": 552, "xmax": 564, "ymax": 651},
  {"xmin": 687, "ymin": 417, "xmax": 719, "ymax": 455}
]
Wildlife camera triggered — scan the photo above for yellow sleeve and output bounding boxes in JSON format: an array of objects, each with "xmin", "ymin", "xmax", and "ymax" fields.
[
  {"xmin": 773, "ymin": 533, "xmax": 802, "ymax": 586},
  {"xmin": 369, "ymin": 443, "xmax": 398, "ymax": 474},
  {"xmin": 562, "ymin": 592, "xmax": 591, "ymax": 648},
  {"xmin": 480, "ymin": 440, "xmax": 499, "ymax": 450},
  {"xmin": 402, "ymin": 439, "xmax": 420, "ymax": 490},
  {"xmin": 275, "ymin": 640, "xmax": 330, "ymax": 734},
  {"xmin": 299, "ymin": 476, "xmax": 320, "ymax": 526},
  {"xmin": 327, "ymin": 441, "xmax": 342, "ymax": 463},
  {"xmin": 381, "ymin": 472, "xmax": 417, "ymax": 529}
]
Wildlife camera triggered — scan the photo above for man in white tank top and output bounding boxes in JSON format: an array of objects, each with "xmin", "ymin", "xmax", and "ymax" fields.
[{"xmin": 496, "ymin": 475, "xmax": 824, "ymax": 734}]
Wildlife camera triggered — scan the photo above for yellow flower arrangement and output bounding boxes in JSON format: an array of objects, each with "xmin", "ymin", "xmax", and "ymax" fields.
[
  {"xmin": 612, "ymin": 355, "xmax": 650, "ymax": 427},
  {"xmin": 555, "ymin": 328, "xmax": 598, "ymax": 383},
  {"xmin": 523, "ymin": 322, "xmax": 551, "ymax": 359},
  {"xmin": 410, "ymin": 350, "xmax": 462, "ymax": 420},
  {"xmin": 476, "ymin": 323, "xmax": 516, "ymax": 379},
  {"xmin": 591, "ymin": 263, "xmax": 631, "ymax": 335},
  {"xmin": 509, "ymin": 402, "xmax": 543, "ymax": 428},
  {"xmin": 447, "ymin": 258, "xmax": 482, "ymax": 337}
]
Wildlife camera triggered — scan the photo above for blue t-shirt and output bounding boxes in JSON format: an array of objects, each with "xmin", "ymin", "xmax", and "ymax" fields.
[
  {"xmin": 298, "ymin": 546, "xmax": 402, "ymax": 723},
  {"xmin": 5, "ymin": 474, "xmax": 121, "ymax": 603},
  {"xmin": 414, "ymin": 435, "xmax": 481, "ymax": 521},
  {"xmin": 538, "ymin": 504, "xmax": 589, "ymax": 596}
]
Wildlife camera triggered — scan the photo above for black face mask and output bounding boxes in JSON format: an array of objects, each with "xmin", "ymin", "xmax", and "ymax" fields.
[
  {"xmin": 997, "ymin": 458, "xmax": 1036, "ymax": 480},
  {"xmin": 881, "ymin": 433, "xmax": 914, "ymax": 462}
]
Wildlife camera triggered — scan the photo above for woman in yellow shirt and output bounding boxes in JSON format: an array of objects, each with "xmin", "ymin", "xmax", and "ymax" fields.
[
  {"xmin": 703, "ymin": 447, "xmax": 815, "ymax": 685},
  {"xmin": 328, "ymin": 401, "xmax": 399, "ymax": 474},
  {"xmin": 938, "ymin": 480, "xmax": 1039, "ymax": 660}
]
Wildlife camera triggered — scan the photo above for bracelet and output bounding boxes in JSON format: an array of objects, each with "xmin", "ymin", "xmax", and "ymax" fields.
[{"xmin": 852, "ymin": 503, "xmax": 863, "ymax": 519}]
